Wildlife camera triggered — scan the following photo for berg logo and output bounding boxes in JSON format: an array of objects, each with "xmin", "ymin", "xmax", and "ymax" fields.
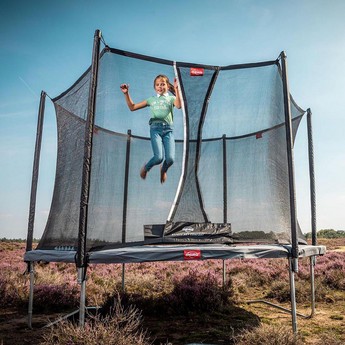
[
  {"xmin": 184, "ymin": 250, "xmax": 201, "ymax": 260},
  {"xmin": 190, "ymin": 67, "xmax": 204, "ymax": 76},
  {"xmin": 182, "ymin": 226, "xmax": 194, "ymax": 232}
]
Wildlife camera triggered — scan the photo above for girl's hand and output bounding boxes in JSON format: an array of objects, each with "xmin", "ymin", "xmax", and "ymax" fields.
[
  {"xmin": 173, "ymin": 78, "xmax": 182, "ymax": 109},
  {"xmin": 174, "ymin": 78, "xmax": 179, "ymax": 90},
  {"xmin": 120, "ymin": 84, "xmax": 129, "ymax": 94}
]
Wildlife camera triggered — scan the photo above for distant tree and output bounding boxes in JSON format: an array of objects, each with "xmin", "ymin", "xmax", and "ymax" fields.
[
  {"xmin": 318, "ymin": 229, "xmax": 336, "ymax": 238},
  {"xmin": 304, "ymin": 229, "xmax": 345, "ymax": 239}
]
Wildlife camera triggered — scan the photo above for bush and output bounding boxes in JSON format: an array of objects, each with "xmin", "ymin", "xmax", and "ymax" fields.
[
  {"xmin": 323, "ymin": 269, "xmax": 345, "ymax": 290},
  {"xmin": 310, "ymin": 332, "xmax": 345, "ymax": 345},
  {"xmin": 305, "ymin": 229, "xmax": 345, "ymax": 239},
  {"xmin": 0, "ymin": 275, "xmax": 28, "ymax": 307},
  {"xmin": 165, "ymin": 269, "xmax": 234, "ymax": 314},
  {"xmin": 316, "ymin": 252, "xmax": 345, "ymax": 291},
  {"xmin": 0, "ymin": 276, "xmax": 20, "ymax": 306},
  {"xmin": 266, "ymin": 277, "xmax": 328, "ymax": 304},
  {"xmin": 40, "ymin": 299, "xmax": 151, "ymax": 345},
  {"xmin": 234, "ymin": 324, "xmax": 303, "ymax": 345},
  {"xmin": 34, "ymin": 284, "xmax": 80, "ymax": 312},
  {"xmin": 102, "ymin": 269, "xmax": 234, "ymax": 317}
]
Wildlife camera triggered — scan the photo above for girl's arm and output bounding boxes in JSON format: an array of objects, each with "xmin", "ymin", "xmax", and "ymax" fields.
[
  {"xmin": 173, "ymin": 78, "xmax": 182, "ymax": 109},
  {"xmin": 120, "ymin": 84, "xmax": 147, "ymax": 111}
]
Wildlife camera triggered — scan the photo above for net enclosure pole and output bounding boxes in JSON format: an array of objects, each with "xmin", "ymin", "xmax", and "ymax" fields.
[
  {"xmin": 289, "ymin": 257, "xmax": 298, "ymax": 334},
  {"xmin": 307, "ymin": 108, "xmax": 317, "ymax": 315},
  {"xmin": 28, "ymin": 262, "xmax": 35, "ymax": 328},
  {"xmin": 26, "ymin": 91, "xmax": 46, "ymax": 328},
  {"xmin": 222, "ymin": 134, "xmax": 227, "ymax": 223},
  {"xmin": 26, "ymin": 91, "xmax": 46, "ymax": 252},
  {"xmin": 280, "ymin": 51, "xmax": 299, "ymax": 264},
  {"xmin": 122, "ymin": 130, "xmax": 132, "ymax": 243},
  {"xmin": 76, "ymin": 29, "xmax": 102, "ymax": 268},
  {"xmin": 307, "ymin": 108, "xmax": 317, "ymax": 246},
  {"xmin": 120, "ymin": 130, "xmax": 132, "ymax": 293},
  {"xmin": 78, "ymin": 267, "xmax": 87, "ymax": 327}
]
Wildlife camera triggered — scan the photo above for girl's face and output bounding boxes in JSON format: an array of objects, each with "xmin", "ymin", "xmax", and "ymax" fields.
[{"xmin": 154, "ymin": 78, "xmax": 169, "ymax": 95}]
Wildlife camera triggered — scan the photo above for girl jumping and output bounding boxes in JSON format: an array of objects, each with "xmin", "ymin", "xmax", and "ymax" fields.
[{"xmin": 120, "ymin": 75, "xmax": 181, "ymax": 183}]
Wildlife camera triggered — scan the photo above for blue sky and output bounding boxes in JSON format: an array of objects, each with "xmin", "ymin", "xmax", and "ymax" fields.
[{"xmin": 0, "ymin": 0, "xmax": 344, "ymax": 239}]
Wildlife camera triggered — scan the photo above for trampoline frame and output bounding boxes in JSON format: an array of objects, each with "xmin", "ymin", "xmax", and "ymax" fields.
[{"xmin": 25, "ymin": 244, "xmax": 325, "ymax": 333}]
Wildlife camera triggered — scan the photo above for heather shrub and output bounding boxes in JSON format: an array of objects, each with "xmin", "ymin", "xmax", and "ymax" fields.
[
  {"xmin": 228, "ymin": 259, "xmax": 289, "ymax": 287},
  {"xmin": 34, "ymin": 262, "xmax": 76, "ymax": 286},
  {"xmin": 102, "ymin": 269, "xmax": 234, "ymax": 317},
  {"xmin": 310, "ymin": 332, "xmax": 345, "ymax": 345},
  {"xmin": 266, "ymin": 281, "xmax": 293, "ymax": 303},
  {"xmin": 234, "ymin": 324, "xmax": 303, "ymax": 345},
  {"xmin": 266, "ymin": 277, "xmax": 328, "ymax": 303},
  {"xmin": 86, "ymin": 266, "xmax": 121, "ymax": 306},
  {"xmin": 316, "ymin": 253, "xmax": 345, "ymax": 290},
  {"xmin": 0, "ymin": 276, "xmax": 21, "ymax": 306},
  {"xmin": 0, "ymin": 272, "xmax": 28, "ymax": 307},
  {"xmin": 0, "ymin": 241, "xmax": 29, "ymax": 307},
  {"xmin": 165, "ymin": 269, "xmax": 234, "ymax": 314},
  {"xmin": 33, "ymin": 284, "xmax": 80, "ymax": 312},
  {"xmin": 120, "ymin": 271, "xmax": 164, "ymax": 297},
  {"xmin": 40, "ymin": 300, "xmax": 151, "ymax": 345},
  {"xmin": 230, "ymin": 272, "xmax": 251, "ymax": 296},
  {"xmin": 323, "ymin": 269, "xmax": 345, "ymax": 290}
]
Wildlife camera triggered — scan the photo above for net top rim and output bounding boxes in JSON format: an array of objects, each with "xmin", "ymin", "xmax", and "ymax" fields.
[
  {"xmin": 106, "ymin": 46, "xmax": 279, "ymax": 70},
  {"xmin": 52, "ymin": 46, "xmax": 279, "ymax": 102}
]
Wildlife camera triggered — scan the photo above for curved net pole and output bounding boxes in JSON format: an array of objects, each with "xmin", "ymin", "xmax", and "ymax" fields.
[
  {"xmin": 76, "ymin": 29, "xmax": 102, "ymax": 269},
  {"xmin": 307, "ymin": 108, "xmax": 317, "ymax": 246},
  {"xmin": 194, "ymin": 68, "xmax": 220, "ymax": 222},
  {"xmin": 166, "ymin": 65, "xmax": 220, "ymax": 227},
  {"xmin": 167, "ymin": 63, "xmax": 186, "ymax": 222},
  {"xmin": 26, "ymin": 90, "xmax": 46, "ymax": 252}
]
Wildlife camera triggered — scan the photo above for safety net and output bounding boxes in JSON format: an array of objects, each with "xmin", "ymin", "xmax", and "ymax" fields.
[{"xmin": 36, "ymin": 47, "xmax": 306, "ymax": 251}]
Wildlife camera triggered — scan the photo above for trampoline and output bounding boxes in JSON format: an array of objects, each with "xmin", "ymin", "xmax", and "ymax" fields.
[{"xmin": 24, "ymin": 30, "xmax": 325, "ymax": 334}]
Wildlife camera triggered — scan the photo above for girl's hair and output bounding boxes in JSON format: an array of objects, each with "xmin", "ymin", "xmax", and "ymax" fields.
[{"xmin": 154, "ymin": 74, "xmax": 175, "ymax": 96}]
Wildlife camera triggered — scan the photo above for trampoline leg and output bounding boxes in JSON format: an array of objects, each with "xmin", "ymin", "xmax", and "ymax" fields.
[
  {"xmin": 222, "ymin": 260, "xmax": 226, "ymax": 287},
  {"xmin": 247, "ymin": 254, "xmax": 317, "ymax": 332},
  {"xmin": 40, "ymin": 266, "xmax": 99, "ymax": 328},
  {"xmin": 310, "ymin": 256, "xmax": 316, "ymax": 317},
  {"xmin": 289, "ymin": 258, "xmax": 298, "ymax": 334},
  {"xmin": 28, "ymin": 262, "xmax": 34, "ymax": 329},
  {"xmin": 122, "ymin": 263, "xmax": 125, "ymax": 292},
  {"xmin": 78, "ymin": 267, "xmax": 86, "ymax": 328}
]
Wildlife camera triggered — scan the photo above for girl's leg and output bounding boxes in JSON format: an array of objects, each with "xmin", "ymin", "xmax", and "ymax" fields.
[
  {"xmin": 145, "ymin": 125, "xmax": 164, "ymax": 172},
  {"xmin": 162, "ymin": 127, "xmax": 175, "ymax": 173}
]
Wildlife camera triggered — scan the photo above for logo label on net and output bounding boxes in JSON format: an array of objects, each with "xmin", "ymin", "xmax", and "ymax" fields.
[
  {"xmin": 184, "ymin": 250, "xmax": 202, "ymax": 260},
  {"xmin": 190, "ymin": 67, "xmax": 204, "ymax": 76}
]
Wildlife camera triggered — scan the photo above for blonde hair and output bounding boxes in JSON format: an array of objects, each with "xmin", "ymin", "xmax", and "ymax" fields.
[{"xmin": 154, "ymin": 75, "xmax": 175, "ymax": 95}]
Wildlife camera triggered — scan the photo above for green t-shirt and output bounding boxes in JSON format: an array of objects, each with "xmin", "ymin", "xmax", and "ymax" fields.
[{"xmin": 146, "ymin": 94, "xmax": 176, "ymax": 125}]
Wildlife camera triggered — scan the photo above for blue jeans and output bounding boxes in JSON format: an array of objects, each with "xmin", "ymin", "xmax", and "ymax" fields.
[{"xmin": 145, "ymin": 122, "xmax": 175, "ymax": 173}]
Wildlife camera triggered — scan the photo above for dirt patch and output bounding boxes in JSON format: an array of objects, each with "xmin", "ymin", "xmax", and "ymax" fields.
[
  {"xmin": 1, "ymin": 297, "xmax": 345, "ymax": 345},
  {"xmin": 0, "ymin": 305, "xmax": 259, "ymax": 345},
  {"xmin": 332, "ymin": 246, "xmax": 345, "ymax": 252},
  {"xmin": 142, "ymin": 305, "xmax": 260, "ymax": 344},
  {"xmin": 0, "ymin": 309, "xmax": 47, "ymax": 345}
]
